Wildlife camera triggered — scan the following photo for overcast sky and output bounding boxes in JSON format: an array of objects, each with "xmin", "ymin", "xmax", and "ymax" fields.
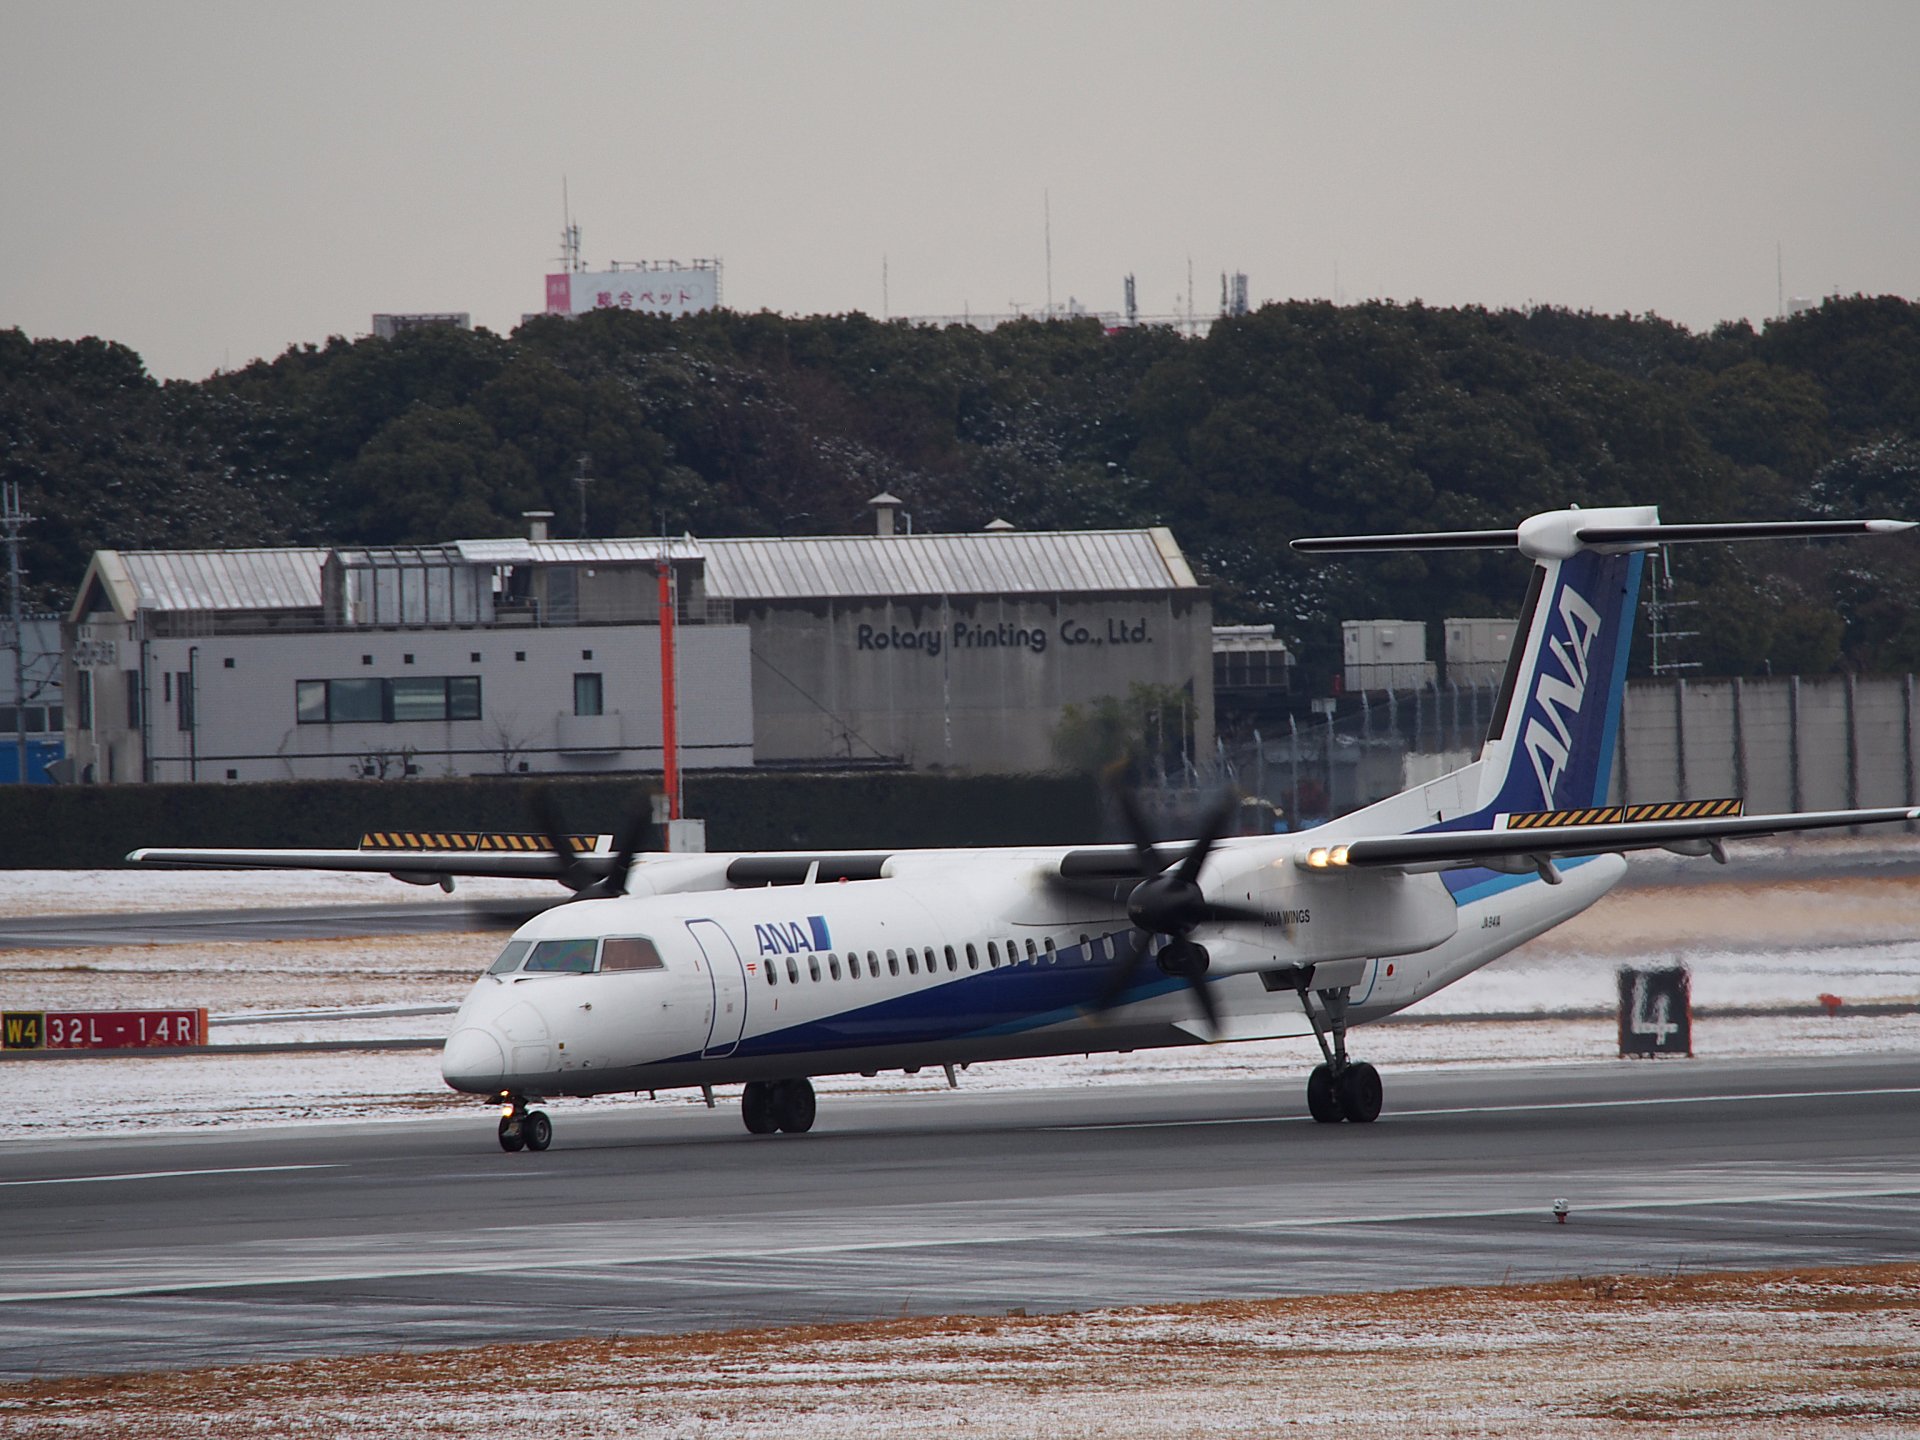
[{"xmin": 4, "ymin": 1, "xmax": 1916, "ymax": 382}]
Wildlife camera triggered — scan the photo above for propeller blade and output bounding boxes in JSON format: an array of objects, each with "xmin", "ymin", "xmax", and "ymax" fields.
[
  {"xmin": 602, "ymin": 803, "xmax": 655, "ymax": 899},
  {"xmin": 1174, "ymin": 789, "xmax": 1239, "ymax": 888},
  {"xmin": 1195, "ymin": 898, "xmax": 1267, "ymax": 927},
  {"xmin": 532, "ymin": 792, "xmax": 590, "ymax": 891},
  {"xmin": 1093, "ymin": 928, "xmax": 1155, "ymax": 1014},
  {"xmin": 1184, "ymin": 970, "xmax": 1221, "ymax": 1036},
  {"xmin": 1113, "ymin": 786, "xmax": 1163, "ymax": 878}
]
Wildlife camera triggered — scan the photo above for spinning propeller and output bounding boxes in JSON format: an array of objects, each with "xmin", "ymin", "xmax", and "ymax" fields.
[{"xmin": 1050, "ymin": 787, "xmax": 1264, "ymax": 1034}]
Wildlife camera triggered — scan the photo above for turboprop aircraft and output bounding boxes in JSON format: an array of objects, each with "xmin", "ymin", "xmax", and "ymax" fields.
[{"xmin": 131, "ymin": 504, "xmax": 1920, "ymax": 1152}]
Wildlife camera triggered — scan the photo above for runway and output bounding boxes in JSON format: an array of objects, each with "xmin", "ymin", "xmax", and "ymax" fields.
[{"xmin": 4, "ymin": 1053, "xmax": 1919, "ymax": 1379}]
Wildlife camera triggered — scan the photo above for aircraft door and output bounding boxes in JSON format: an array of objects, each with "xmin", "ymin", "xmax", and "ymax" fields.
[{"xmin": 686, "ymin": 919, "xmax": 749, "ymax": 1058}]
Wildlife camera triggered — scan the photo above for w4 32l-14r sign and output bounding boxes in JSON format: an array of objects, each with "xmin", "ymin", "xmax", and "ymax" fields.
[{"xmin": 2, "ymin": 1009, "xmax": 207, "ymax": 1050}]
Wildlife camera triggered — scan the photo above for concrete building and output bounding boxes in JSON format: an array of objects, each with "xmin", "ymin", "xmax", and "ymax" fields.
[
  {"xmin": 64, "ymin": 538, "xmax": 752, "ymax": 784},
  {"xmin": 701, "ymin": 520, "xmax": 1212, "ymax": 772},
  {"xmin": 62, "ymin": 511, "xmax": 1212, "ymax": 781}
]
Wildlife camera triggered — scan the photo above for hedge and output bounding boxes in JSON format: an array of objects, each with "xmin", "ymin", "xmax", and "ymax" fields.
[{"xmin": 0, "ymin": 771, "xmax": 1104, "ymax": 869}]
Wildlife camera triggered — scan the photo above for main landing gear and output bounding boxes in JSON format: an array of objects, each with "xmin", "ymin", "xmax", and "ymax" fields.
[
  {"xmin": 741, "ymin": 1078, "xmax": 817, "ymax": 1135},
  {"xmin": 1290, "ymin": 974, "xmax": 1383, "ymax": 1125},
  {"xmin": 497, "ymin": 1094, "xmax": 552, "ymax": 1152}
]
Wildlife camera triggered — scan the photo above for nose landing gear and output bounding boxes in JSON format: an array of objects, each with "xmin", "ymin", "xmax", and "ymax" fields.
[
  {"xmin": 742, "ymin": 1078, "xmax": 817, "ymax": 1135},
  {"xmin": 496, "ymin": 1094, "xmax": 553, "ymax": 1152}
]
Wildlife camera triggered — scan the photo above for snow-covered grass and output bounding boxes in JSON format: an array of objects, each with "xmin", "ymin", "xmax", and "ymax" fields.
[
  {"xmin": 6, "ymin": 1263, "xmax": 1919, "ymax": 1438},
  {"xmin": 6, "ymin": 844, "xmax": 1920, "ymax": 1139}
]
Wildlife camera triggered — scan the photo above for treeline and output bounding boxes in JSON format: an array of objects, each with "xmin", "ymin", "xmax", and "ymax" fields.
[{"xmin": 4, "ymin": 297, "xmax": 1919, "ymax": 681}]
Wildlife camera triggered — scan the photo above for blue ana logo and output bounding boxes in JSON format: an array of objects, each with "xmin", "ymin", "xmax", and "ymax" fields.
[
  {"xmin": 1521, "ymin": 583, "xmax": 1604, "ymax": 809},
  {"xmin": 754, "ymin": 915, "xmax": 832, "ymax": 955}
]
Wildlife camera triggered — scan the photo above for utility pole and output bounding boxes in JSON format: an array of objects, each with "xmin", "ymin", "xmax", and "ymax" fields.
[{"xmin": 2, "ymin": 481, "xmax": 33, "ymax": 786}]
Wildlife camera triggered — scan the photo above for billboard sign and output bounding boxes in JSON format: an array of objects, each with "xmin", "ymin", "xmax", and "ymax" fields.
[{"xmin": 544, "ymin": 267, "xmax": 719, "ymax": 318}]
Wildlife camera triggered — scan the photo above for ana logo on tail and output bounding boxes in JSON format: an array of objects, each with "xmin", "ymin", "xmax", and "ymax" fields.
[{"xmin": 1522, "ymin": 584, "xmax": 1605, "ymax": 808}]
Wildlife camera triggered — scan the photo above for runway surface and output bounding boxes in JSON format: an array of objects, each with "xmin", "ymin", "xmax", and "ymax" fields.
[
  {"xmin": 0, "ymin": 897, "xmax": 548, "ymax": 948},
  {"xmin": 4, "ymin": 1053, "xmax": 1919, "ymax": 1380}
]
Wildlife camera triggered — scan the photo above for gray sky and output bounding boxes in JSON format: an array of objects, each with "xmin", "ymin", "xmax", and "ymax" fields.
[{"xmin": 4, "ymin": 1, "xmax": 1916, "ymax": 382}]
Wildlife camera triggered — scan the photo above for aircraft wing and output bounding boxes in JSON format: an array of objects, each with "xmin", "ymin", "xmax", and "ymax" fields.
[
  {"xmin": 125, "ymin": 845, "xmax": 611, "ymax": 884},
  {"xmin": 1306, "ymin": 804, "xmax": 1920, "ymax": 874}
]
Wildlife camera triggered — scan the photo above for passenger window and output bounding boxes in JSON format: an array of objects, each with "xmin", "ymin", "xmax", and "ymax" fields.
[
  {"xmin": 765, "ymin": 960, "xmax": 778, "ymax": 986},
  {"xmin": 965, "ymin": 943, "xmax": 979, "ymax": 971},
  {"xmin": 848, "ymin": 953, "xmax": 862, "ymax": 979},
  {"xmin": 808, "ymin": 955, "xmax": 821, "ymax": 982},
  {"xmin": 786, "ymin": 956, "xmax": 799, "ymax": 983},
  {"xmin": 1009, "ymin": 938, "xmax": 1020, "ymax": 963},
  {"xmin": 601, "ymin": 937, "xmax": 665, "ymax": 972},
  {"xmin": 887, "ymin": 949, "xmax": 899, "ymax": 976},
  {"xmin": 944, "ymin": 945, "xmax": 958, "ymax": 972},
  {"xmin": 987, "ymin": 941, "xmax": 1000, "ymax": 967},
  {"xmin": 906, "ymin": 950, "xmax": 919, "ymax": 975},
  {"xmin": 868, "ymin": 950, "xmax": 880, "ymax": 977},
  {"xmin": 525, "ymin": 938, "xmax": 598, "ymax": 973},
  {"xmin": 1025, "ymin": 939, "xmax": 1038, "ymax": 962},
  {"xmin": 488, "ymin": 940, "xmax": 532, "ymax": 974},
  {"xmin": 1044, "ymin": 937, "xmax": 1057, "ymax": 964},
  {"xmin": 829, "ymin": 954, "xmax": 842, "ymax": 980}
]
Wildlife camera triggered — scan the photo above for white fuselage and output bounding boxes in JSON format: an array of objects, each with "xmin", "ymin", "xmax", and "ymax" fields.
[{"xmin": 440, "ymin": 838, "xmax": 1625, "ymax": 1100}]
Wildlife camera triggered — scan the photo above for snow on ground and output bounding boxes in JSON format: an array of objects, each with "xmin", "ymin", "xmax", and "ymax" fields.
[
  {"xmin": 6, "ymin": 841, "xmax": 1920, "ymax": 1139},
  {"xmin": 7, "ymin": 1265, "xmax": 1920, "ymax": 1438}
]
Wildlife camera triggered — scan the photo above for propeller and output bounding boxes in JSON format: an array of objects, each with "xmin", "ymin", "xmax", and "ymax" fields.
[
  {"xmin": 465, "ymin": 791, "xmax": 654, "ymax": 930},
  {"xmin": 1052, "ymin": 786, "xmax": 1266, "ymax": 1035}
]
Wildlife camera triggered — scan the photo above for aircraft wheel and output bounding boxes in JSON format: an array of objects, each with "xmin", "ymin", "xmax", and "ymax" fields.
[
  {"xmin": 1336, "ymin": 1062, "xmax": 1383, "ymax": 1124},
  {"xmin": 498, "ymin": 1115, "xmax": 526, "ymax": 1152},
  {"xmin": 742, "ymin": 1081, "xmax": 779, "ymax": 1135},
  {"xmin": 1306, "ymin": 1064, "xmax": 1343, "ymax": 1124},
  {"xmin": 773, "ymin": 1078, "xmax": 817, "ymax": 1134},
  {"xmin": 523, "ymin": 1110, "xmax": 553, "ymax": 1151}
]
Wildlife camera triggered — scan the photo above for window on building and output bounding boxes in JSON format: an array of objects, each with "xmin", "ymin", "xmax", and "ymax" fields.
[
  {"xmin": 74, "ymin": 671, "xmax": 92, "ymax": 731},
  {"xmin": 0, "ymin": 706, "xmax": 14, "ymax": 734},
  {"xmin": 174, "ymin": 672, "xmax": 192, "ymax": 731},
  {"xmin": 574, "ymin": 672, "xmax": 604, "ymax": 717},
  {"xmin": 125, "ymin": 678, "xmax": 141, "ymax": 729},
  {"xmin": 295, "ymin": 676, "xmax": 482, "ymax": 725}
]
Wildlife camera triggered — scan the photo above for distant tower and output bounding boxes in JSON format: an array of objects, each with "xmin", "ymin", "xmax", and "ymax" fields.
[
  {"xmin": 1123, "ymin": 274, "xmax": 1138, "ymax": 327},
  {"xmin": 1231, "ymin": 272, "xmax": 1250, "ymax": 317},
  {"xmin": 559, "ymin": 178, "xmax": 583, "ymax": 273}
]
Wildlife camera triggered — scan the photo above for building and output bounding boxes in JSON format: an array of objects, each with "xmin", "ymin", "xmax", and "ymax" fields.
[
  {"xmin": 61, "ymin": 508, "xmax": 1213, "ymax": 782},
  {"xmin": 702, "ymin": 509, "xmax": 1212, "ymax": 772},
  {"xmin": 1341, "ymin": 619, "xmax": 1436, "ymax": 693},
  {"xmin": 2, "ymin": 613, "xmax": 64, "ymax": 784},
  {"xmin": 1211, "ymin": 624, "xmax": 1292, "ymax": 734},
  {"xmin": 63, "ymin": 534, "xmax": 752, "ymax": 784}
]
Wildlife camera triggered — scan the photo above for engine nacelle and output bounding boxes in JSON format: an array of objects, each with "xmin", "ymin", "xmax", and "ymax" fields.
[{"xmin": 1198, "ymin": 865, "xmax": 1458, "ymax": 977}]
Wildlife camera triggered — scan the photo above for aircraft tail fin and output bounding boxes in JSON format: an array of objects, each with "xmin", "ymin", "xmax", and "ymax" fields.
[{"xmin": 1294, "ymin": 507, "xmax": 1916, "ymax": 818}]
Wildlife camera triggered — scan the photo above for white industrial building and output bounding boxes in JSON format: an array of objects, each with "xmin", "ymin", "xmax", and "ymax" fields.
[{"xmin": 62, "ymin": 507, "xmax": 1213, "ymax": 783}]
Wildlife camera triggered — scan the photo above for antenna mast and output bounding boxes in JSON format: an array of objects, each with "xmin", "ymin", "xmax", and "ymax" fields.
[{"xmin": 2, "ymin": 482, "xmax": 33, "ymax": 786}]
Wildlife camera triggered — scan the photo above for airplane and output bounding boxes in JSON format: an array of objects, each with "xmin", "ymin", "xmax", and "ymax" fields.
[{"xmin": 131, "ymin": 503, "xmax": 1920, "ymax": 1153}]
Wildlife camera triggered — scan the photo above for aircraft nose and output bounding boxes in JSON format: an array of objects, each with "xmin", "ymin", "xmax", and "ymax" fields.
[{"xmin": 441, "ymin": 1025, "xmax": 508, "ymax": 1092}]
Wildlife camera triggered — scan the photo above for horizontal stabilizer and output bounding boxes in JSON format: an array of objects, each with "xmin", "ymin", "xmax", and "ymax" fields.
[{"xmin": 1292, "ymin": 517, "xmax": 1911, "ymax": 555}]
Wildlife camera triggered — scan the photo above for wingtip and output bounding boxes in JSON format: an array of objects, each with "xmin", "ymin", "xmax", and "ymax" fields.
[{"xmin": 1867, "ymin": 519, "xmax": 1918, "ymax": 533}]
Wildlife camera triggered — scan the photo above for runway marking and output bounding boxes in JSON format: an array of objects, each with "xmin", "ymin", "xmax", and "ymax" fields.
[
  {"xmin": 0, "ymin": 1164, "xmax": 339, "ymax": 1189},
  {"xmin": 1043, "ymin": 1085, "xmax": 1920, "ymax": 1131},
  {"xmin": 8, "ymin": 1179, "xmax": 1920, "ymax": 1304}
]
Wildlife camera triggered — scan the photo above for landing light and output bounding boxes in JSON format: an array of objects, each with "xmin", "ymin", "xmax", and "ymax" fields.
[{"xmin": 1307, "ymin": 847, "xmax": 1330, "ymax": 869}]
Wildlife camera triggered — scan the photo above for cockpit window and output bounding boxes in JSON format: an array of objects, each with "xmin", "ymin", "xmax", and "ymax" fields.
[
  {"xmin": 602, "ymin": 937, "xmax": 665, "ymax": 972},
  {"xmin": 524, "ymin": 938, "xmax": 598, "ymax": 973},
  {"xmin": 488, "ymin": 940, "xmax": 533, "ymax": 974}
]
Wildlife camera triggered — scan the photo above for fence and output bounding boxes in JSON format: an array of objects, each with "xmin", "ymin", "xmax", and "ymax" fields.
[{"xmin": 1194, "ymin": 674, "xmax": 1920, "ymax": 829}]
